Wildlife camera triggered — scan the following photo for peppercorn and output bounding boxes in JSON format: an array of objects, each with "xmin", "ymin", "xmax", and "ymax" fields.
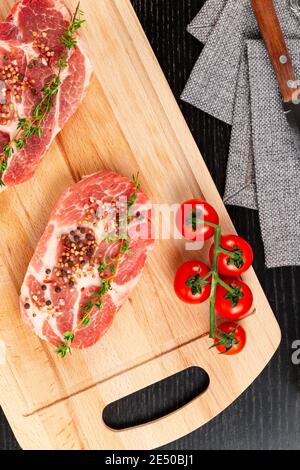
[
  {"xmin": 46, "ymin": 300, "xmax": 52, "ymax": 306},
  {"xmin": 41, "ymin": 285, "xmax": 47, "ymax": 291},
  {"xmin": 55, "ymin": 287, "xmax": 61, "ymax": 293},
  {"xmin": 24, "ymin": 303, "xmax": 30, "ymax": 310},
  {"xmin": 46, "ymin": 269, "xmax": 51, "ymax": 275}
]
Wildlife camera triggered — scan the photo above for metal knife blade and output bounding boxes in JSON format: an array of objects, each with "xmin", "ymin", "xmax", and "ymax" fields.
[{"xmin": 283, "ymin": 101, "xmax": 300, "ymax": 154}]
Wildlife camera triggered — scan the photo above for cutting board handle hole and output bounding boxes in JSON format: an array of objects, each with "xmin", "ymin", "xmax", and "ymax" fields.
[{"xmin": 102, "ymin": 366, "xmax": 210, "ymax": 430}]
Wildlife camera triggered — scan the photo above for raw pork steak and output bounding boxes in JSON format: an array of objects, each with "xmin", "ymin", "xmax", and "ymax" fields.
[
  {"xmin": 0, "ymin": 0, "xmax": 92, "ymax": 190},
  {"xmin": 20, "ymin": 170, "xmax": 154, "ymax": 350}
]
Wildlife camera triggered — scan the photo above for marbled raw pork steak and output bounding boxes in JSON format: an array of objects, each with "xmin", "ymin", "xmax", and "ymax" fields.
[
  {"xmin": 20, "ymin": 170, "xmax": 155, "ymax": 350},
  {"xmin": 0, "ymin": 0, "xmax": 92, "ymax": 190}
]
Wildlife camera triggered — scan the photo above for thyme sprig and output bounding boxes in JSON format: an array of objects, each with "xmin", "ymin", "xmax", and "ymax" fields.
[
  {"xmin": 56, "ymin": 175, "xmax": 140, "ymax": 358},
  {"xmin": 0, "ymin": 3, "xmax": 85, "ymax": 187}
]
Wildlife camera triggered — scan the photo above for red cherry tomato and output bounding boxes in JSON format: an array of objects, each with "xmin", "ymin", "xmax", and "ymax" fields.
[
  {"xmin": 174, "ymin": 261, "xmax": 211, "ymax": 304},
  {"xmin": 210, "ymin": 235, "xmax": 254, "ymax": 277},
  {"xmin": 215, "ymin": 277, "xmax": 253, "ymax": 321},
  {"xmin": 214, "ymin": 322, "xmax": 246, "ymax": 355},
  {"xmin": 176, "ymin": 199, "xmax": 219, "ymax": 241}
]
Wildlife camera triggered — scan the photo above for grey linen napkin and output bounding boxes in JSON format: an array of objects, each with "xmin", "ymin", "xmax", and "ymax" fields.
[
  {"xmin": 182, "ymin": 0, "xmax": 300, "ymax": 210},
  {"xmin": 187, "ymin": 0, "xmax": 227, "ymax": 43},
  {"xmin": 182, "ymin": 0, "xmax": 300, "ymax": 124},
  {"xmin": 247, "ymin": 40, "xmax": 300, "ymax": 267},
  {"xmin": 182, "ymin": 0, "xmax": 300, "ymax": 267}
]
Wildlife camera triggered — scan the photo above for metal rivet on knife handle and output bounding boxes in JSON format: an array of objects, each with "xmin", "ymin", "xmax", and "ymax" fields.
[{"xmin": 280, "ymin": 55, "xmax": 288, "ymax": 64}]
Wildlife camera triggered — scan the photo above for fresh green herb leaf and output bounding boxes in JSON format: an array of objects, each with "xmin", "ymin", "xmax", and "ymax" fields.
[
  {"xmin": 121, "ymin": 241, "xmax": 130, "ymax": 254},
  {"xmin": 63, "ymin": 331, "xmax": 75, "ymax": 342},
  {"xmin": 56, "ymin": 342, "xmax": 72, "ymax": 358},
  {"xmin": 109, "ymin": 264, "xmax": 115, "ymax": 274},
  {"xmin": 99, "ymin": 279, "xmax": 111, "ymax": 296},
  {"xmin": 0, "ymin": 160, "xmax": 7, "ymax": 173},
  {"xmin": 3, "ymin": 144, "xmax": 14, "ymax": 159},
  {"xmin": 132, "ymin": 172, "xmax": 141, "ymax": 190},
  {"xmin": 127, "ymin": 173, "xmax": 141, "ymax": 207},
  {"xmin": 56, "ymin": 51, "xmax": 68, "ymax": 69},
  {"xmin": 81, "ymin": 317, "xmax": 91, "ymax": 326},
  {"xmin": 127, "ymin": 192, "xmax": 137, "ymax": 208},
  {"xmin": 98, "ymin": 259, "xmax": 107, "ymax": 274}
]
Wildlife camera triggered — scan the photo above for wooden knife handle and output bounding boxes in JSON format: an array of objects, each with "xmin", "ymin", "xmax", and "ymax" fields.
[{"xmin": 251, "ymin": 0, "xmax": 297, "ymax": 102}]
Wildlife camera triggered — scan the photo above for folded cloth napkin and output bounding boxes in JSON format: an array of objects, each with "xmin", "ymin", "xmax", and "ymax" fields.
[
  {"xmin": 187, "ymin": 0, "xmax": 226, "ymax": 43},
  {"xmin": 182, "ymin": 0, "xmax": 300, "ymax": 267},
  {"xmin": 182, "ymin": 0, "xmax": 300, "ymax": 213},
  {"xmin": 248, "ymin": 40, "xmax": 300, "ymax": 267}
]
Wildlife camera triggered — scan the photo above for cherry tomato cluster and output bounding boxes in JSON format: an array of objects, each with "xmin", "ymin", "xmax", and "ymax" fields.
[{"xmin": 174, "ymin": 199, "xmax": 254, "ymax": 355}]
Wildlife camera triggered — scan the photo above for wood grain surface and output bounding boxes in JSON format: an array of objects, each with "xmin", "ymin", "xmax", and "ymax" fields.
[{"xmin": 0, "ymin": 0, "xmax": 298, "ymax": 451}]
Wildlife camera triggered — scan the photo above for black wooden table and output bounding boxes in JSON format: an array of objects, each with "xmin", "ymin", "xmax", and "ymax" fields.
[{"xmin": 1, "ymin": 0, "xmax": 300, "ymax": 450}]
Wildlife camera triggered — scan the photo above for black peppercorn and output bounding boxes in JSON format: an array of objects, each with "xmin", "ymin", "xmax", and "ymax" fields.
[
  {"xmin": 41, "ymin": 285, "xmax": 47, "ymax": 291},
  {"xmin": 46, "ymin": 300, "xmax": 52, "ymax": 306},
  {"xmin": 24, "ymin": 303, "xmax": 30, "ymax": 310},
  {"xmin": 46, "ymin": 269, "xmax": 51, "ymax": 275},
  {"xmin": 55, "ymin": 287, "xmax": 62, "ymax": 293}
]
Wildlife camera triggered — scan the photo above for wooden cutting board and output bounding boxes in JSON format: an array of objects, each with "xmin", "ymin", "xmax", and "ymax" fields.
[{"xmin": 0, "ymin": 0, "xmax": 281, "ymax": 450}]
